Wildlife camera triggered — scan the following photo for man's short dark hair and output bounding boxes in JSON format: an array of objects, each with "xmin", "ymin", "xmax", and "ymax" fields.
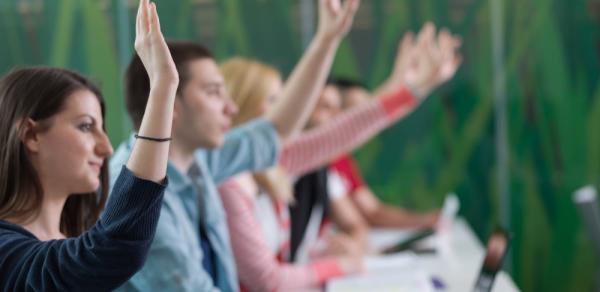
[
  {"xmin": 326, "ymin": 77, "xmax": 367, "ymax": 91},
  {"xmin": 124, "ymin": 40, "xmax": 213, "ymax": 130}
]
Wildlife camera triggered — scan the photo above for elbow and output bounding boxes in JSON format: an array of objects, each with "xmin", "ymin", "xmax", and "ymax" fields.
[
  {"xmin": 114, "ymin": 240, "xmax": 153, "ymax": 278},
  {"xmin": 363, "ymin": 210, "xmax": 381, "ymax": 226},
  {"xmin": 268, "ymin": 116, "xmax": 298, "ymax": 142}
]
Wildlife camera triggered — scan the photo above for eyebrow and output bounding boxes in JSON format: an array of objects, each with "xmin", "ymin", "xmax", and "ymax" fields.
[
  {"xmin": 75, "ymin": 114, "xmax": 102, "ymax": 127},
  {"xmin": 201, "ymin": 81, "xmax": 224, "ymax": 88}
]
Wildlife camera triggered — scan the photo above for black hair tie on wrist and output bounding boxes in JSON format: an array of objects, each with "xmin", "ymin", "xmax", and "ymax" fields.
[{"xmin": 134, "ymin": 134, "xmax": 172, "ymax": 142}]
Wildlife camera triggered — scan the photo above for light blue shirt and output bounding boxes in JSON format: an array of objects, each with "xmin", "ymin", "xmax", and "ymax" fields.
[{"xmin": 108, "ymin": 118, "xmax": 280, "ymax": 292}]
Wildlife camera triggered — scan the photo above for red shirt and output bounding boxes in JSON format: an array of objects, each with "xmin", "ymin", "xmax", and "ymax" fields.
[{"xmin": 329, "ymin": 154, "xmax": 365, "ymax": 196}]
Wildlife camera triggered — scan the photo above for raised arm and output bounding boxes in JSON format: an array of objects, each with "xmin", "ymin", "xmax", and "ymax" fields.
[
  {"xmin": 267, "ymin": 0, "xmax": 360, "ymax": 141},
  {"xmin": 0, "ymin": 2, "xmax": 178, "ymax": 291},
  {"xmin": 126, "ymin": 0, "xmax": 179, "ymax": 182},
  {"xmin": 280, "ymin": 24, "xmax": 462, "ymax": 176}
]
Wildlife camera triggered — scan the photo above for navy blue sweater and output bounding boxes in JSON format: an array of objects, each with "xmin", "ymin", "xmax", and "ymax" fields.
[{"xmin": 0, "ymin": 166, "xmax": 166, "ymax": 292}]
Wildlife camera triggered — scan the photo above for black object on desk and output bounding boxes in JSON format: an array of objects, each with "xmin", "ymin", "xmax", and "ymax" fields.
[{"xmin": 381, "ymin": 229, "xmax": 436, "ymax": 254}]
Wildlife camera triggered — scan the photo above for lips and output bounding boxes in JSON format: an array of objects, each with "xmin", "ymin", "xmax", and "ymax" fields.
[
  {"xmin": 89, "ymin": 161, "xmax": 103, "ymax": 173},
  {"xmin": 221, "ymin": 123, "xmax": 231, "ymax": 133}
]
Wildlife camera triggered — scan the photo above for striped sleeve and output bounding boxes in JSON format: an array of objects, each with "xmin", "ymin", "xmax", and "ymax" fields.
[
  {"xmin": 218, "ymin": 179, "xmax": 344, "ymax": 292},
  {"xmin": 279, "ymin": 86, "xmax": 417, "ymax": 176}
]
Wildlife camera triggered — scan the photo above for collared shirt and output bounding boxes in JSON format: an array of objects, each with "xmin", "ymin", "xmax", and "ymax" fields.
[{"xmin": 109, "ymin": 118, "xmax": 280, "ymax": 292}]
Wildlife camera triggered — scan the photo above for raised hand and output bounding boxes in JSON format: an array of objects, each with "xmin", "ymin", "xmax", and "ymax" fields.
[
  {"xmin": 134, "ymin": 0, "xmax": 178, "ymax": 88},
  {"xmin": 437, "ymin": 28, "xmax": 462, "ymax": 85},
  {"xmin": 126, "ymin": 0, "xmax": 178, "ymax": 182},
  {"xmin": 316, "ymin": 0, "xmax": 361, "ymax": 42},
  {"xmin": 402, "ymin": 23, "xmax": 462, "ymax": 98},
  {"xmin": 379, "ymin": 23, "xmax": 462, "ymax": 99}
]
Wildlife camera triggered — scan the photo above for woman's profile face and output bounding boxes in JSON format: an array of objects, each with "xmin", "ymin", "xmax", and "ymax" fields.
[
  {"xmin": 27, "ymin": 89, "xmax": 113, "ymax": 196},
  {"xmin": 262, "ymin": 75, "xmax": 284, "ymax": 114}
]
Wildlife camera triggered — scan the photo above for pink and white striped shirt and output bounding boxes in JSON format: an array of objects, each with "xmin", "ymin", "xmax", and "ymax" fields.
[{"xmin": 219, "ymin": 87, "xmax": 417, "ymax": 292}]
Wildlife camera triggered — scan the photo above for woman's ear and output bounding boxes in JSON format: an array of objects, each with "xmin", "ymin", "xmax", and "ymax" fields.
[{"xmin": 18, "ymin": 118, "xmax": 41, "ymax": 153}]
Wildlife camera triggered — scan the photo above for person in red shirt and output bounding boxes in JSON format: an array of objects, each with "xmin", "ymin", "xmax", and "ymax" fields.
[{"xmin": 328, "ymin": 78, "xmax": 441, "ymax": 229}]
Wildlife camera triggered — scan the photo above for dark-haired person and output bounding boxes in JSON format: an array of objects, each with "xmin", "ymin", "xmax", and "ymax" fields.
[
  {"xmin": 0, "ymin": 0, "xmax": 178, "ymax": 290},
  {"xmin": 109, "ymin": 0, "xmax": 362, "ymax": 291}
]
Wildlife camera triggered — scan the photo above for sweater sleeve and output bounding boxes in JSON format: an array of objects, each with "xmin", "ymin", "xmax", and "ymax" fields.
[
  {"xmin": 218, "ymin": 179, "xmax": 344, "ymax": 292},
  {"xmin": 279, "ymin": 86, "xmax": 417, "ymax": 177},
  {"xmin": 0, "ymin": 166, "xmax": 166, "ymax": 292}
]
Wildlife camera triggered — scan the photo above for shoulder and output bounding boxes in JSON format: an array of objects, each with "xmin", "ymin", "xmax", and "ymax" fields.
[
  {"xmin": 0, "ymin": 220, "xmax": 35, "ymax": 242},
  {"xmin": 0, "ymin": 221, "xmax": 46, "ymax": 266},
  {"xmin": 227, "ymin": 118, "xmax": 277, "ymax": 139},
  {"xmin": 221, "ymin": 118, "xmax": 280, "ymax": 151}
]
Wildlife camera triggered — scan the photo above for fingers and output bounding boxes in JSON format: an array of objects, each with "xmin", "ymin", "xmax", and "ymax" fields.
[
  {"xmin": 417, "ymin": 22, "xmax": 435, "ymax": 47},
  {"xmin": 136, "ymin": 0, "xmax": 151, "ymax": 37},
  {"xmin": 339, "ymin": 0, "xmax": 360, "ymax": 31},
  {"xmin": 320, "ymin": 0, "xmax": 339, "ymax": 16},
  {"xmin": 397, "ymin": 31, "xmax": 414, "ymax": 60},
  {"xmin": 150, "ymin": 2, "xmax": 162, "ymax": 36},
  {"xmin": 438, "ymin": 28, "xmax": 452, "ymax": 53},
  {"xmin": 329, "ymin": 0, "xmax": 341, "ymax": 14},
  {"xmin": 142, "ymin": 0, "xmax": 150, "ymax": 34},
  {"xmin": 136, "ymin": 0, "xmax": 143, "ymax": 36},
  {"xmin": 147, "ymin": 1, "xmax": 155, "ymax": 34}
]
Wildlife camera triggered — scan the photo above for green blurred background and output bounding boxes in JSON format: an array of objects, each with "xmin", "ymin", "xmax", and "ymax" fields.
[{"xmin": 1, "ymin": 0, "xmax": 599, "ymax": 291}]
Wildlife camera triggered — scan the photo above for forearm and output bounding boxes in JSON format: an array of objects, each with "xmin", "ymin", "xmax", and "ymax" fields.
[
  {"xmin": 127, "ymin": 83, "xmax": 177, "ymax": 182},
  {"xmin": 331, "ymin": 199, "xmax": 369, "ymax": 250},
  {"xmin": 267, "ymin": 33, "xmax": 340, "ymax": 140},
  {"xmin": 364, "ymin": 205, "xmax": 430, "ymax": 228},
  {"xmin": 280, "ymin": 87, "xmax": 417, "ymax": 176},
  {"xmin": 347, "ymin": 222, "xmax": 368, "ymax": 248}
]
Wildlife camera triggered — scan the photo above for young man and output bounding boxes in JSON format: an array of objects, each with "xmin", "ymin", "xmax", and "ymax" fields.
[{"xmin": 109, "ymin": 0, "xmax": 362, "ymax": 291}]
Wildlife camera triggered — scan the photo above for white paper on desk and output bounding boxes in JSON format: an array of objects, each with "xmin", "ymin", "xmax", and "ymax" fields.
[
  {"xmin": 365, "ymin": 252, "xmax": 418, "ymax": 272},
  {"xmin": 327, "ymin": 267, "xmax": 435, "ymax": 292}
]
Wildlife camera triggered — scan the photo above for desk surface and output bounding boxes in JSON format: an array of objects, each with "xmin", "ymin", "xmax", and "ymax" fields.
[{"xmin": 328, "ymin": 218, "xmax": 520, "ymax": 292}]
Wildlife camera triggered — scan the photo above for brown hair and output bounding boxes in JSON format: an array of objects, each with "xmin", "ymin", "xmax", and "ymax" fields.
[
  {"xmin": 125, "ymin": 40, "xmax": 213, "ymax": 130},
  {"xmin": 0, "ymin": 67, "xmax": 109, "ymax": 237}
]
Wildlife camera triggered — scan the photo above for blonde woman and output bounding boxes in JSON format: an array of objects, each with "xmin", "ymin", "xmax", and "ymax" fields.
[{"xmin": 218, "ymin": 23, "xmax": 462, "ymax": 291}]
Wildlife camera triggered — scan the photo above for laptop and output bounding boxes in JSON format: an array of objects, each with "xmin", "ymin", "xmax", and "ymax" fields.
[{"xmin": 472, "ymin": 227, "xmax": 511, "ymax": 292}]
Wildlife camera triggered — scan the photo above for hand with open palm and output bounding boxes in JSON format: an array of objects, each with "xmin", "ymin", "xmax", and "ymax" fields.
[
  {"xmin": 134, "ymin": 0, "xmax": 178, "ymax": 89},
  {"xmin": 379, "ymin": 23, "xmax": 462, "ymax": 99},
  {"xmin": 316, "ymin": 0, "xmax": 361, "ymax": 43}
]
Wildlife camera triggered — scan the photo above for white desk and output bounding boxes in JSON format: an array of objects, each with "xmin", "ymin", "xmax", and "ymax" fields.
[{"xmin": 328, "ymin": 218, "xmax": 520, "ymax": 292}]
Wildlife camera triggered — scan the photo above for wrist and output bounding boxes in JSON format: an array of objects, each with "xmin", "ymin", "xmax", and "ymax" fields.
[
  {"xmin": 150, "ymin": 79, "xmax": 178, "ymax": 94},
  {"xmin": 403, "ymin": 82, "xmax": 422, "ymax": 100},
  {"xmin": 313, "ymin": 30, "xmax": 342, "ymax": 49}
]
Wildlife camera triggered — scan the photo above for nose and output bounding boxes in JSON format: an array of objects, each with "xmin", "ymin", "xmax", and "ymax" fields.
[
  {"xmin": 96, "ymin": 131, "xmax": 114, "ymax": 158},
  {"xmin": 224, "ymin": 95, "xmax": 239, "ymax": 117}
]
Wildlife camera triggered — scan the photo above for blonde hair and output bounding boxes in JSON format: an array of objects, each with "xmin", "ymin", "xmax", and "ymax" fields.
[
  {"xmin": 221, "ymin": 57, "xmax": 294, "ymax": 203},
  {"xmin": 221, "ymin": 57, "xmax": 281, "ymax": 126}
]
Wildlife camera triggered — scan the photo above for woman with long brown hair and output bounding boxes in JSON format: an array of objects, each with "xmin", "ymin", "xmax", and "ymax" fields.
[{"xmin": 0, "ymin": 0, "xmax": 178, "ymax": 290}]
